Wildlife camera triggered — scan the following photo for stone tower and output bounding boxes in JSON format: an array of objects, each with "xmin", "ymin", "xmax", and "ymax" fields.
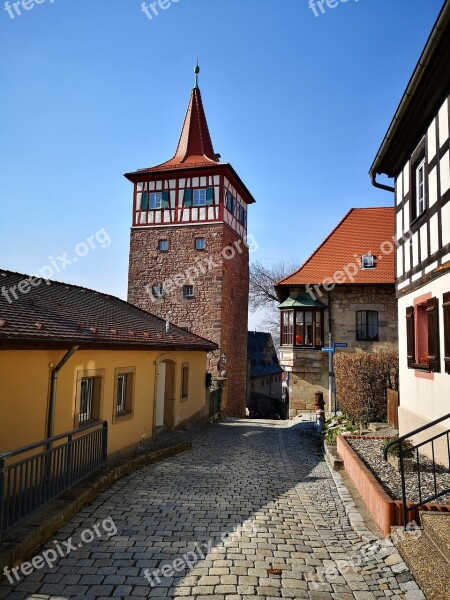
[{"xmin": 125, "ymin": 66, "xmax": 255, "ymax": 416}]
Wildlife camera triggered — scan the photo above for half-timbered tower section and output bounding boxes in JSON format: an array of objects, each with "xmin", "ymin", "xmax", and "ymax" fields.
[
  {"xmin": 125, "ymin": 69, "xmax": 255, "ymax": 416},
  {"xmin": 370, "ymin": 1, "xmax": 450, "ymax": 462}
]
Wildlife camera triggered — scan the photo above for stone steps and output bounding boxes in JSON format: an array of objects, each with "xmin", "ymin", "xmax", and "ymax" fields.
[{"xmin": 394, "ymin": 512, "xmax": 450, "ymax": 599}]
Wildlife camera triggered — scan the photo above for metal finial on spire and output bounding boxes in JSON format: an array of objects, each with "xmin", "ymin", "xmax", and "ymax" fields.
[{"xmin": 194, "ymin": 60, "xmax": 200, "ymax": 88}]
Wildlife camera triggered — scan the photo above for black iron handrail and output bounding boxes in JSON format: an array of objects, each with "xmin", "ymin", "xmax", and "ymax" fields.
[
  {"xmin": 0, "ymin": 421, "xmax": 107, "ymax": 535},
  {"xmin": 384, "ymin": 412, "xmax": 450, "ymax": 528}
]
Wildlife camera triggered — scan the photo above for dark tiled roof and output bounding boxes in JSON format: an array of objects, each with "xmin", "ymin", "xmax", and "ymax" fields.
[
  {"xmin": 248, "ymin": 332, "xmax": 283, "ymax": 379},
  {"xmin": 278, "ymin": 208, "xmax": 395, "ymax": 286},
  {"xmin": 0, "ymin": 270, "xmax": 217, "ymax": 351}
]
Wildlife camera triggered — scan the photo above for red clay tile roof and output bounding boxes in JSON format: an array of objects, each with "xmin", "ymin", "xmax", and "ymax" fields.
[
  {"xmin": 0, "ymin": 270, "xmax": 217, "ymax": 351},
  {"xmin": 129, "ymin": 87, "xmax": 220, "ymax": 175},
  {"xmin": 278, "ymin": 208, "xmax": 395, "ymax": 286}
]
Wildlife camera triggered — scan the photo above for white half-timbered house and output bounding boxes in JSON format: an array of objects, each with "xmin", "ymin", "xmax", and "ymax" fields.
[{"xmin": 370, "ymin": 0, "xmax": 450, "ymax": 461}]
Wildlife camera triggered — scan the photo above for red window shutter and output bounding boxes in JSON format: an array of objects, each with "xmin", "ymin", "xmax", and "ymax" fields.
[
  {"xmin": 427, "ymin": 297, "xmax": 440, "ymax": 373},
  {"xmin": 406, "ymin": 306, "xmax": 415, "ymax": 368},
  {"xmin": 444, "ymin": 292, "xmax": 450, "ymax": 375}
]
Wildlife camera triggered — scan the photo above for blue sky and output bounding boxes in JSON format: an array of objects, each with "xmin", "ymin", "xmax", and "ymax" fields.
[{"xmin": 0, "ymin": 0, "xmax": 444, "ymax": 328}]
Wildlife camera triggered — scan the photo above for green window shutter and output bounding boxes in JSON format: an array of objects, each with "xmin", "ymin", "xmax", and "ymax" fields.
[
  {"xmin": 162, "ymin": 191, "xmax": 170, "ymax": 208},
  {"xmin": 184, "ymin": 189, "xmax": 193, "ymax": 207},
  {"xmin": 141, "ymin": 192, "xmax": 149, "ymax": 210},
  {"xmin": 206, "ymin": 187, "xmax": 214, "ymax": 206}
]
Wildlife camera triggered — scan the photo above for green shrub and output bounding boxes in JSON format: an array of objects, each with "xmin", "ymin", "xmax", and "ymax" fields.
[{"xmin": 334, "ymin": 349, "xmax": 399, "ymax": 425}]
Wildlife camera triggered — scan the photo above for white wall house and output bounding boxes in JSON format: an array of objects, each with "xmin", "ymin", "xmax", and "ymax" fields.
[{"xmin": 370, "ymin": 0, "xmax": 450, "ymax": 463}]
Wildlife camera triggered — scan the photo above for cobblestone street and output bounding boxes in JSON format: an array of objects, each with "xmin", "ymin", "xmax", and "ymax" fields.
[{"xmin": 1, "ymin": 421, "xmax": 424, "ymax": 600}]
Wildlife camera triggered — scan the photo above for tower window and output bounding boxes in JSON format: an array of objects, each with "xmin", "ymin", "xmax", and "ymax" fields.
[
  {"xmin": 150, "ymin": 192, "xmax": 162, "ymax": 209},
  {"xmin": 140, "ymin": 191, "xmax": 169, "ymax": 210},
  {"xmin": 183, "ymin": 187, "xmax": 214, "ymax": 207},
  {"xmin": 193, "ymin": 189, "xmax": 207, "ymax": 206},
  {"xmin": 152, "ymin": 283, "xmax": 164, "ymax": 299},
  {"xmin": 195, "ymin": 238, "xmax": 205, "ymax": 250},
  {"xmin": 225, "ymin": 191, "xmax": 236, "ymax": 215},
  {"xmin": 158, "ymin": 239, "xmax": 169, "ymax": 252},
  {"xmin": 183, "ymin": 285, "xmax": 194, "ymax": 299},
  {"xmin": 238, "ymin": 205, "xmax": 247, "ymax": 226}
]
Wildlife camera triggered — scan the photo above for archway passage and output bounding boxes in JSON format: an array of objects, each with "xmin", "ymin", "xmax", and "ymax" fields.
[{"xmin": 155, "ymin": 360, "xmax": 175, "ymax": 434}]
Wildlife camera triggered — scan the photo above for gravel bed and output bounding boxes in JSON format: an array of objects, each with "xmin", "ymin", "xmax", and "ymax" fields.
[{"xmin": 348, "ymin": 437, "xmax": 450, "ymax": 506}]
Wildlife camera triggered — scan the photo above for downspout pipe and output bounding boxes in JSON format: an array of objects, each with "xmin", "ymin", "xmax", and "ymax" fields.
[
  {"xmin": 47, "ymin": 346, "xmax": 78, "ymax": 440},
  {"xmin": 370, "ymin": 172, "xmax": 395, "ymax": 194}
]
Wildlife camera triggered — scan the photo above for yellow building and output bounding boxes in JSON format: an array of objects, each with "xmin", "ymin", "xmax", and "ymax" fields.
[{"xmin": 0, "ymin": 270, "xmax": 216, "ymax": 459}]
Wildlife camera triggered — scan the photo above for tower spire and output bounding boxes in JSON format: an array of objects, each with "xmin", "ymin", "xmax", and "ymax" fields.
[{"xmin": 194, "ymin": 60, "xmax": 200, "ymax": 89}]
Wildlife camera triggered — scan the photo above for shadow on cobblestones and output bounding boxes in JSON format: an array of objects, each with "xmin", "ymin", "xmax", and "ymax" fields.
[{"xmin": 0, "ymin": 421, "xmax": 420, "ymax": 600}]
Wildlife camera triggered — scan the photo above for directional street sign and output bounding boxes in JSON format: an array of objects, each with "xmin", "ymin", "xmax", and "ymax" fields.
[
  {"xmin": 321, "ymin": 347, "xmax": 334, "ymax": 353},
  {"xmin": 333, "ymin": 342, "xmax": 348, "ymax": 349}
]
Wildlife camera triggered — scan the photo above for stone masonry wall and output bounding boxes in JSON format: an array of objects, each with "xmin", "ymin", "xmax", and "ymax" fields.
[
  {"xmin": 128, "ymin": 223, "xmax": 249, "ymax": 416},
  {"xmin": 220, "ymin": 226, "xmax": 249, "ymax": 417},
  {"xmin": 282, "ymin": 284, "xmax": 397, "ymax": 416}
]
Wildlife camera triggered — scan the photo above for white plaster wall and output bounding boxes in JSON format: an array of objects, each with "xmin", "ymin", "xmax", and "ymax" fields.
[{"xmin": 398, "ymin": 272, "xmax": 450, "ymax": 463}]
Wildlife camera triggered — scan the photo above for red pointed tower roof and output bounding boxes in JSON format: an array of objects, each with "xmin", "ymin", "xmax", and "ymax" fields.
[
  {"xmin": 130, "ymin": 64, "xmax": 220, "ymax": 174},
  {"xmin": 124, "ymin": 65, "xmax": 256, "ymax": 204}
]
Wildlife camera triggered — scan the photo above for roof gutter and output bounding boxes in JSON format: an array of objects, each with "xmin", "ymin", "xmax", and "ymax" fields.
[{"xmin": 370, "ymin": 0, "xmax": 450, "ymax": 185}]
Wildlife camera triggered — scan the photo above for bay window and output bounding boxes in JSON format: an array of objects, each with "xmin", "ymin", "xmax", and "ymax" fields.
[{"xmin": 281, "ymin": 309, "xmax": 323, "ymax": 348}]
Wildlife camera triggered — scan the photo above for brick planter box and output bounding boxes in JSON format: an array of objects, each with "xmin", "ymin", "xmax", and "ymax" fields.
[{"xmin": 337, "ymin": 435, "xmax": 450, "ymax": 536}]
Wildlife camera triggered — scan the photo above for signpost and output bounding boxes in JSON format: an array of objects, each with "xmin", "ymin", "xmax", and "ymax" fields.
[{"xmin": 321, "ymin": 342, "xmax": 348, "ymax": 415}]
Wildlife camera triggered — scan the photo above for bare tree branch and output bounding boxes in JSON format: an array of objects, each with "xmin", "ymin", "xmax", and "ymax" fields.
[
  {"xmin": 249, "ymin": 259, "xmax": 300, "ymax": 352},
  {"xmin": 249, "ymin": 259, "xmax": 299, "ymax": 311}
]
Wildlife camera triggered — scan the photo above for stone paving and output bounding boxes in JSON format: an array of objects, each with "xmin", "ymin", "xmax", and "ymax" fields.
[{"xmin": 0, "ymin": 420, "xmax": 425, "ymax": 600}]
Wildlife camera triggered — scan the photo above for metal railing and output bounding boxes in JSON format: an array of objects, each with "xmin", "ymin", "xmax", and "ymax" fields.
[
  {"xmin": 384, "ymin": 412, "xmax": 450, "ymax": 528},
  {"xmin": 0, "ymin": 421, "xmax": 107, "ymax": 535},
  {"xmin": 209, "ymin": 386, "xmax": 222, "ymax": 419}
]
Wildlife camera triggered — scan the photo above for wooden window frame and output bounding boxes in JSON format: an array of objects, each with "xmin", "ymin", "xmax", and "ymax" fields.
[
  {"xmin": 356, "ymin": 310, "xmax": 379, "ymax": 342},
  {"xmin": 195, "ymin": 237, "xmax": 205, "ymax": 251},
  {"xmin": 193, "ymin": 189, "xmax": 207, "ymax": 207},
  {"xmin": 74, "ymin": 369, "xmax": 105, "ymax": 428},
  {"xmin": 225, "ymin": 191, "xmax": 236, "ymax": 215},
  {"xmin": 158, "ymin": 239, "xmax": 169, "ymax": 252},
  {"xmin": 181, "ymin": 363, "xmax": 189, "ymax": 401},
  {"xmin": 406, "ymin": 297, "xmax": 441, "ymax": 372},
  {"xmin": 183, "ymin": 284, "xmax": 194, "ymax": 299},
  {"xmin": 410, "ymin": 150, "xmax": 427, "ymax": 224},
  {"xmin": 151, "ymin": 282, "xmax": 164, "ymax": 299},
  {"xmin": 294, "ymin": 309, "xmax": 324, "ymax": 349},
  {"xmin": 280, "ymin": 310, "xmax": 293, "ymax": 346},
  {"xmin": 113, "ymin": 367, "xmax": 136, "ymax": 423}
]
